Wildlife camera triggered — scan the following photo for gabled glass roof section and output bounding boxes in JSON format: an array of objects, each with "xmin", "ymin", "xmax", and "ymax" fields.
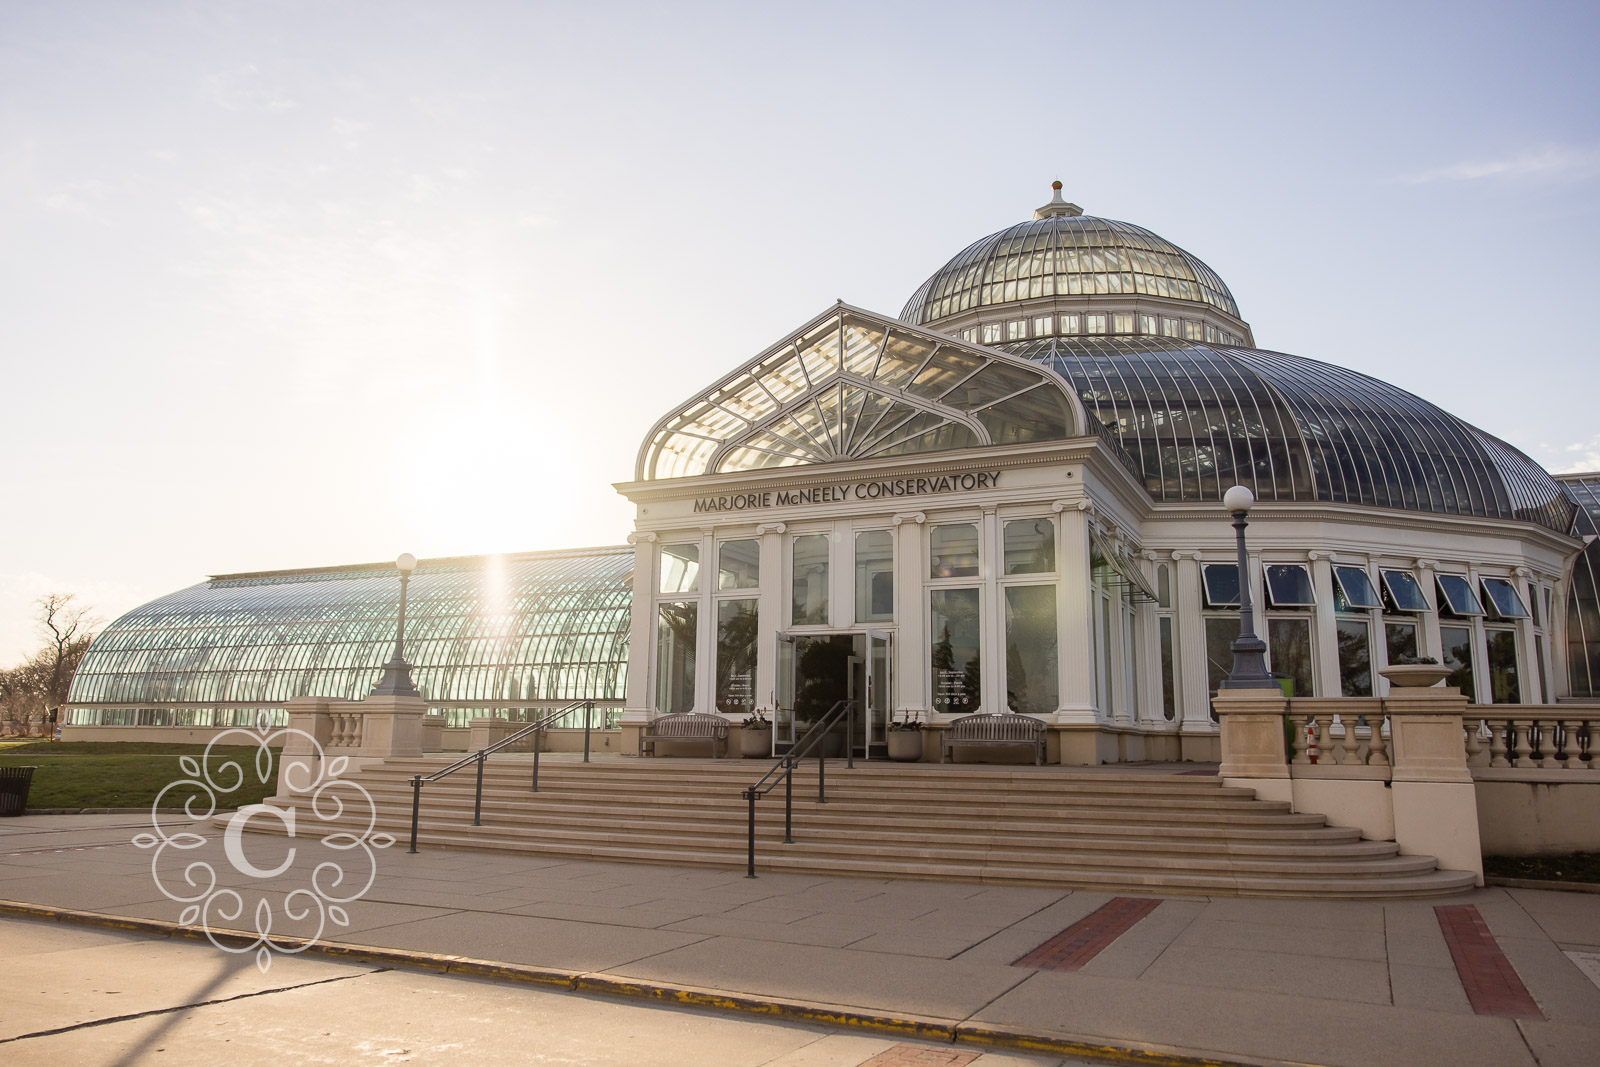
[
  {"xmin": 996, "ymin": 335, "xmax": 1576, "ymax": 532},
  {"xmin": 67, "ymin": 547, "xmax": 633, "ymax": 723},
  {"xmin": 637, "ymin": 304, "xmax": 1086, "ymax": 480}
]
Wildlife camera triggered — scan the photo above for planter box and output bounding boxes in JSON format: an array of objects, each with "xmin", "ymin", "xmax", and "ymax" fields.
[{"xmin": 1380, "ymin": 664, "xmax": 1452, "ymax": 688}]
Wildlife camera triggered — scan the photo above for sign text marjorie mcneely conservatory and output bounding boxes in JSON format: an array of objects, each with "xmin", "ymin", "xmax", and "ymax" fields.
[{"xmin": 692, "ymin": 470, "xmax": 1002, "ymax": 513}]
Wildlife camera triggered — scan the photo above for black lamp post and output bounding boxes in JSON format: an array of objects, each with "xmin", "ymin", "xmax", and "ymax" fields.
[
  {"xmin": 371, "ymin": 552, "xmax": 421, "ymax": 697},
  {"xmin": 1220, "ymin": 486, "xmax": 1279, "ymax": 690}
]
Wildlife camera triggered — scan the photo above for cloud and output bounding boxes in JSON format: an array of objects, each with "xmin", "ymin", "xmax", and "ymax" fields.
[
  {"xmin": 1552, "ymin": 434, "xmax": 1600, "ymax": 475},
  {"xmin": 1401, "ymin": 147, "xmax": 1600, "ymax": 185}
]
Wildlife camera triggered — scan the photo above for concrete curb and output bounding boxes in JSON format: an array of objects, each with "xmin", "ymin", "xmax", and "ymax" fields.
[{"xmin": 0, "ymin": 898, "xmax": 1312, "ymax": 1067}]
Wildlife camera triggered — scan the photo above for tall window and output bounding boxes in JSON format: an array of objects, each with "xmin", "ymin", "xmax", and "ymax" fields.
[
  {"xmin": 791, "ymin": 534, "xmax": 829, "ymax": 625},
  {"xmin": 1440, "ymin": 624, "xmax": 1477, "ymax": 702},
  {"xmin": 1333, "ymin": 566, "xmax": 1379, "ymax": 697},
  {"xmin": 854, "ymin": 530, "xmax": 894, "ymax": 623},
  {"xmin": 655, "ymin": 602, "xmax": 697, "ymax": 713},
  {"xmin": 718, "ymin": 540, "xmax": 759, "ymax": 590},
  {"xmin": 715, "ymin": 599, "xmax": 758, "ymax": 714},
  {"xmin": 1156, "ymin": 564, "xmax": 1179, "ymax": 721},
  {"xmin": 929, "ymin": 523, "xmax": 980, "ymax": 578},
  {"xmin": 1004, "ymin": 585, "xmax": 1057, "ymax": 715},
  {"xmin": 930, "ymin": 588, "xmax": 981, "ymax": 713}
]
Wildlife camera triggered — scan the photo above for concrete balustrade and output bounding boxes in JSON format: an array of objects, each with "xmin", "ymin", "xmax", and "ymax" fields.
[
  {"xmin": 275, "ymin": 693, "xmax": 428, "ymax": 799},
  {"xmin": 1215, "ymin": 687, "xmax": 1484, "ymax": 885}
]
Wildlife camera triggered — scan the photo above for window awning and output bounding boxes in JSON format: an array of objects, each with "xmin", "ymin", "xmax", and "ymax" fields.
[{"xmin": 1090, "ymin": 530, "xmax": 1158, "ymax": 603}]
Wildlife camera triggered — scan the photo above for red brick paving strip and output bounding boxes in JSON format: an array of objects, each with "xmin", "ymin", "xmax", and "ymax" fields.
[
  {"xmin": 1435, "ymin": 905, "xmax": 1542, "ymax": 1019},
  {"xmin": 1013, "ymin": 896, "xmax": 1162, "ymax": 972},
  {"xmin": 855, "ymin": 1046, "xmax": 978, "ymax": 1067}
]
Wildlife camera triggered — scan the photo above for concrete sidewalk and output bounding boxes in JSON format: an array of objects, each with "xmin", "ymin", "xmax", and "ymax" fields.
[{"xmin": 2, "ymin": 812, "xmax": 1598, "ymax": 1066}]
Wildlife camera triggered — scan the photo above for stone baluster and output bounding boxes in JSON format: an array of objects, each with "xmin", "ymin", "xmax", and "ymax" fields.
[
  {"xmin": 1540, "ymin": 718, "xmax": 1564, "ymax": 769},
  {"xmin": 1368, "ymin": 715, "xmax": 1389, "ymax": 767},
  {"xmin": 1510, "ymin": 721, "xmax": 1533, "ymax": 769},
  {"xmin": 1463, "ymin": 719, "xmax": 1485, "ymax": 766},
  {"xmin": 1287, "ymin": 714, "xmax": 1308, "ymax": 764},
  {"xmin": 1487, "ymin": 719, "xmax": 1510, "ymax": 767},
  {"xmin": 1339, "ymin": 715, "xmax": 1363, "ymax": 766},
  {"xmin": 1563, "ymin": 720, "xmax": 1587, "ymax": 770},
  {"xmin": 1315, "ymin": 713, "xmax": 1336, "ymax": 765}
]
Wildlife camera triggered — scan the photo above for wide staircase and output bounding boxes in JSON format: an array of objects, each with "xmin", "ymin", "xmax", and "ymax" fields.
[{"xmin": 271, "ymin": 756, "xmax": 1478, "ymax": 898}]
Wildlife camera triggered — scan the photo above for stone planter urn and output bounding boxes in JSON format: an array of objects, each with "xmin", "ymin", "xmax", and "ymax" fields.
[
  {"xmin": 886, "ymin": 728, "xmax": 923, "ymax": 762},
  {"xmin": 1379, "ymin": 663, "xmax": 1452, "ymax": 688},
  {"xmin": 740, "ymin": 726, "xmax": 773, "ymax": 758}
]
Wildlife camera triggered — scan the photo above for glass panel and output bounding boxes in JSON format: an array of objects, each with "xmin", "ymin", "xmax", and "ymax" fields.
[
  {"xmin": 1005, "ymin": 585, "xmax": 1058, "ymax": 714},
  {"xmin": 1332, "ymin": 566, "xmax": 1381, "ymax": 610},
  {"xmin": 718, "ymin": 539, "xmax": 760, "ymax": 590},
  {"xmin": 1159, "ymin": 616, "xmax": 1178, "ymax": 719},
  {"xmin": 1486, "ymin": 627, "xmax": 1521, "ymax": 703},
  {"xmin": 1268, "ymin": 617, "xmax": 1313, "ymax": 697},
  {"xmin": 1440, "ymin": 624, "xmax": 1476, "ymax": 701},
  {"xmin": 854, "ymin": 530, "xmax": 894, "ymax": 623},
  {"xmin": 1157, "ymin": 564, "xmax": 1171, "ymax": 609},
  {"xmin": 1380, "ymin": 570, "xmax": 1429, "ymax": 613},
  {"xmin": 1264, "ymin": 565, "xmax": 1315, "ymax": 608},
  {"xmin": 660, "ymin": 544, "xmax": 700, "ymax": 594},
  {"xmin": 1202, "ymin": 564, "xmax": 1240, "ymax": 607},
  {"xmin": 791, "ymin": 534, "xmax": 830, "ymax": 626},
  {"xmin": 715, "ymin": 599, "xmax": 758, "ymax": 715},
  {"xmin": 1437, "ymin": 574, "xmax": 1485, "ymax": 616},
  {"xmin": 1003, "ymin": 518, "xmax": 1055, "ymax": 575},
  {"xmin": 929, "ymin": 523, "xmax": 980, "ymax": 578},
  {"xmin": 930, "ymin": 588, "xmax": 981, "ymax": 714},
  {"xmin": 655, "ymin": 602, "xmax": 697, "ymax": 714},
  {"xmin": 1385, "ymin": 621, "xmax": 1419, "ymax": 665},
  {"xmin": 1337, "ymin": 617, "xmax": 1373, "ymax": 696},
  {"xmin": 1205, "ymin": 616, "xmax": 1239, "ymax": 714},
  {"xmin": 1535, "ymin": 633, "xmax": 1549, "ymax": 702},
  {"xmin": 1481, "ymin": 578, "xmax": 1530, "ymax": 619}
]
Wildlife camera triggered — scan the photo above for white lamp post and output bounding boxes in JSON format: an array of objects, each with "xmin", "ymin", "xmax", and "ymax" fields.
[
  {"xmin": 1220, "ymin": 486, "xmax": 1279, "ymax": 690},
  {"xmin": 371, "ymin": 552, "xmax": 421, "ymax": 697}
]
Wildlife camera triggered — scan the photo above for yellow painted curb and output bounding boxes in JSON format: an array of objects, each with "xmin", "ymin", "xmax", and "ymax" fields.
[{"xmin": 0, "ymin": 900, "xmax": 1317, "ymax": 1067}]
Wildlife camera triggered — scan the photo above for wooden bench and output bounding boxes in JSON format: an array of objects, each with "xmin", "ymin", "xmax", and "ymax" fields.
[
  {"xmin": 940, "ymin": 712, "xmax": 1046, "ymax": 765},
  {"xmin": 640, "ymin": 712, "xmax": 729, "ymax": 758}
]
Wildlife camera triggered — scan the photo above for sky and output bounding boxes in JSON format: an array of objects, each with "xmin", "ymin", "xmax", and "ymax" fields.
[{"xmin": 2, "ymin": 0, "xmax": 1597, "ymax": 665}]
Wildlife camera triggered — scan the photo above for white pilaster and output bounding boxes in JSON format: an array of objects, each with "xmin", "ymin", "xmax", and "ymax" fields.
[
  {"xmin": 894, "ymin": 512, "xmax": 927, "ymax": 714},
  {"xmin": 623, "ymin": 533, "xmax": 656, "ymax": 724},
  {"xmin": 1054, "ymin": 501, "xmax": 1096, "ymax": 723}
]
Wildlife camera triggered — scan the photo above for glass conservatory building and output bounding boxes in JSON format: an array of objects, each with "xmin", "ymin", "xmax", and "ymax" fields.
[{"xmin": 68, "ymin": 185, "xmax": 1600, "ymax": 759}]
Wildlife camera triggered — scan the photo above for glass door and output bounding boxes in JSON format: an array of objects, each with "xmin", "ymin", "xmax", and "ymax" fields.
[
  {"xmin": 865, "ymin": 629, "xmax": 893, "ymax": 755},
  {"xmin": 774, "ymin": 632, "xmax": 796, "ymax": 753}
]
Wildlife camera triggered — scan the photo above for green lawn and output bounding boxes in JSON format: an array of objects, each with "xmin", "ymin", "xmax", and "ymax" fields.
[{"xmin": 0, "ymin": 741, "xmax": 281, "ymax": 810}]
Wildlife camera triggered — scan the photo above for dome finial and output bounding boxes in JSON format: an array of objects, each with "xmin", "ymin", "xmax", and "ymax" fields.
[{"xmin": 1034, "ymin": 181, "xmax": 1082, "ymax": 219}]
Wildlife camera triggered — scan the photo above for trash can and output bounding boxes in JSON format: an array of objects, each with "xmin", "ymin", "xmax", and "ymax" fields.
[{"xmin": 0, "ymin": 766, "xmax": 36, "ymax": 816}]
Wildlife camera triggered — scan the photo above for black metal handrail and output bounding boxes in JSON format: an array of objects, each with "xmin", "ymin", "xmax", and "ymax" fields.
[
  {"xmin": 740, "ymin": 699, "xmax": 856, "ymax": 878},
  {"xmin": 407, "ymin": 699, "xmax": 595, "ymax": 853}
]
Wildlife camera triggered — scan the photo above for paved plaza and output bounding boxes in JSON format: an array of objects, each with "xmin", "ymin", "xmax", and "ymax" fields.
[{"xmin": 3, "ymin": 812, "xmax": 1599, "ymax": 1066}]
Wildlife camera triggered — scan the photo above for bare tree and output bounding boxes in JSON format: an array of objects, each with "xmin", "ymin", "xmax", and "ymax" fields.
[{"xmin": 0, "ymin": 594, "xmax": 99, "ymax": 736}]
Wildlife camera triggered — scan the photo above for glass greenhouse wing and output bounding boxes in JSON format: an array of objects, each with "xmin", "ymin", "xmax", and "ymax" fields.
[{"xmin": 66, "ymin": 547, "xmax": 633, "ymax": 728}]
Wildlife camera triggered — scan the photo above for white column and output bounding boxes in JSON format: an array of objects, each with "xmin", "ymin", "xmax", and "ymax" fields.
[
  {"xmin": 622, "ymin": 533, "xmax": 656, "ymax": 725},
  {"xmin": 894, "ymin": 512, "xmax": 927, "ymax": 715},
  {"xmin": 1053, "ymin": 502, "xmax": 1096, "ymax": 723},
  {"xmin": 980, "ymin": 506, "xmax": 1004, "ymax": 714},
  {"xmin": 755, "ymin": 523, "xmax": 786, "ymax": 709},
  {"xmin": 1416, "ymin": 559, "xmax": 1443, "ymax": 662},
  {"xmin": 1514, "ymin": 567, "xmax": 1542, "ymax": 704},
  {"xmin": 1173, "ymin": 552, "xmax": 1211, "ymax": 737},
  {"xmin": 1309, "ymin": 553, "xmax": 1341, "ymax": 699}
]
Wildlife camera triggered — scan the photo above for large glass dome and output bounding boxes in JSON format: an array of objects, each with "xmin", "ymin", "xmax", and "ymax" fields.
[
  {"xmin": 901, "ymin": 185, "xmax": 1249, "ymax": 345},
  {"xmin": 902, "ymin": 189, "xmax": 1574, "ymax": 533}
]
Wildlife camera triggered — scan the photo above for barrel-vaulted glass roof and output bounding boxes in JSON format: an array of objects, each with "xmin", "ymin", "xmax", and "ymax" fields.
[
  {"xmin": 637, "ymin": 304, "xmax": 1085, "ymax": 480},
  {"xmin": 998, "ymin": 336, "xmax": 1576, "ymax": 532},
  {"xmin": 67, "ymin": 547, "xmax": 633, "ymax": 727},
  {"xmin": 1560, "ymin": 473, "xmax": 1600, "ymax": 697},
  {"xmin": 901, "ymin": 210, "xmax": 1241, "ymax": 327}
]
